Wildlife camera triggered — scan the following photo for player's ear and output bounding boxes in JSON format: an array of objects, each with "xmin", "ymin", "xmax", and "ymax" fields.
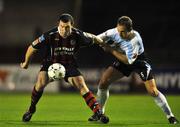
[{"xmin": 70, "ymin": 19, "xmax": 74, "ymax": 26}]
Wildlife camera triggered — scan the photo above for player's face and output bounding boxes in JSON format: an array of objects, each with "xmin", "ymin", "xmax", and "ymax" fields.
[
  {"xmin": 117, "ymin": 24, "xmax": 129, "ymax": 39},
  {"xmin": 58, "ymin": 21, "xmax": 72, "ymax": 38}
]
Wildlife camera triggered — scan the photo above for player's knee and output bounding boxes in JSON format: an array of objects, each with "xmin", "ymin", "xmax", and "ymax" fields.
[
  {"xmin": 147, "ymin": 89, "xmax": 158, "ymax": 97},
  {"xmin": 42, "ymin": 78, "xmax": 48, "ymax": 85},
  {"xmin": 73, "ymin": 77, "xmax": 87, "ymax": 90},
  {"xmin": 36, "ymin": 79, "xmax": 48, "ymax": 91},
  {"xmin": 35, "ymin": 84, "xmax": 43, "ymax": 91},
  {"xmin": 99, "ymin": 78, "xmax": 109, "ymax": 89},
  {"xmin": 75, "ymin": 77, "xmax": 84, "ymax": 84}
]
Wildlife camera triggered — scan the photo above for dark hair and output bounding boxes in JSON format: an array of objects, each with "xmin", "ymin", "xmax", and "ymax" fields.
[
  {"xmin": 58, "ymin": 13, "xmax": 74, "ymax": 25},
  {"xmin": 117, "ymin": 16, "xmax": 133, "ymax": 32}
]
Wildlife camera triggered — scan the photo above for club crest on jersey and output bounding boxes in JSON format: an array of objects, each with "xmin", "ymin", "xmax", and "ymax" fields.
[{"xmin": 70, "ymin": 40, "xmax": 76, "ymax": 45}]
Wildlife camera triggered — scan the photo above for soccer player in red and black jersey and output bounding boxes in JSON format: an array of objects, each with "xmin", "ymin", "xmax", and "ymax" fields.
[{"xmin": 20, "ymin": 13, "xmax": 109, "ymax": 123}]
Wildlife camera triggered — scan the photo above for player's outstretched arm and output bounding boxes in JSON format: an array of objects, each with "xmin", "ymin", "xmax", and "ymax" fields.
[
  {"xmin": 90, "ymin": 34, "xmax": 129, "ymax": 64},
  {"xmin": 109, "ymin": 48, "xmax": 129, "ymax": 64},
  {"xmin": 20, "ymin": 40, "xmax": 38, "ymax": 69},
  {"xmin": 83, "ymin": 32, "xmax": 104, "ymax": 45},
  {"xmin": 83, "ymin": 32, "xmax": 129, "ymax": 64},
  {"xmin": 99, "ymin": 44, "xmax": 129, "ymax": 64}
]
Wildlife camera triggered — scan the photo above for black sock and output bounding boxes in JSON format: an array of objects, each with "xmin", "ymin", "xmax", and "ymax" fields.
[{"xmin": 29, "ymin": 86, "xmax": 43, "ymax": 112}]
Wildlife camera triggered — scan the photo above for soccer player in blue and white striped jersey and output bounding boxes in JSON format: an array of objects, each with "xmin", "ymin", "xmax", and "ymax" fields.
[{"xmin": 89, "ymin": 16, "xmax": 179, "ymax": 124}]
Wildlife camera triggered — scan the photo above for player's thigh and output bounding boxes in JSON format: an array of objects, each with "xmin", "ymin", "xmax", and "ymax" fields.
[{"xmin": 99, "ymin": 66, "xmax": 124, "ymax": 89}]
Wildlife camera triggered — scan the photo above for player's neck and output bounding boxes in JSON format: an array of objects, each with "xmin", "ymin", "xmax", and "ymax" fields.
[{"xmin": 127, "ymin": 30, "xmax": 135, "ymax": 40}]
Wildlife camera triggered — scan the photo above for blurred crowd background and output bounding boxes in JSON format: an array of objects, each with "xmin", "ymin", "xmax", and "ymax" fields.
[{"xmin": 0, "ymin": 0, "xmax": 180, "ymax": 93}]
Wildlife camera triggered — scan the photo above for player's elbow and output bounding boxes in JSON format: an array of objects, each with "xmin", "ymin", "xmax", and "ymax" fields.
[
  {"xmin": 122, "ymin": 56, "xmax": 131, "ymax": 65},
  {"xmin": 123, "ymin": 59, "xmax": 129, "ymax": 64},
  {"xmin": 127, "ymin": 59, "xmax": 133, "ymax": 64},
  {"xmin": 29, "ymin": 45, "xmax": 38, "ymax": 53},
  {"xmin": 126, "ymin": 57, "xmax": 136, "ymax": 65}
]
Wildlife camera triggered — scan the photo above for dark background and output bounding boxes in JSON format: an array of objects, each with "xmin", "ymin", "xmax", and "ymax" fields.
[{"xmin": 0, "ymin": 0, "xmax": 180, "ymax": 69}]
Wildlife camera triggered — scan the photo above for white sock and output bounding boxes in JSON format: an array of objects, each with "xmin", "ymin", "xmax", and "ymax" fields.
[
  {"xmin": 97, "ymin": 88, "xmax": 109, "ymax": 114},
  {"xmin": 154, "ymin": 91, "xmax": 174, "ymax": 118}
]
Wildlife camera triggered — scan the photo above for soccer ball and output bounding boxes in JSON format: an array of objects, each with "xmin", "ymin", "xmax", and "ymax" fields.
[{"xmin": 48, "ymin": 63, "xmax": 66, "ymax": 80}]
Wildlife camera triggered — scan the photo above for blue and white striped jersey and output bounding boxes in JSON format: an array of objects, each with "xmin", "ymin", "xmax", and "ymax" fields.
[{"xmin": 98, "ymin": 28, "xmax": 144, "ymax": 64}]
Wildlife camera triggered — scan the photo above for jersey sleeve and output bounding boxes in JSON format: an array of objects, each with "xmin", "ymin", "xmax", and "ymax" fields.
[
  {"xmin": 78, "ymin": 30, "xmax": 94, "ymax": 47},
  {"xmin": 31, "ymin": 33, "xmax": 48, "ymax": 49},
  {"xmin": 97, "ymin": 29, "xmax": 113, "ymax": 42}
]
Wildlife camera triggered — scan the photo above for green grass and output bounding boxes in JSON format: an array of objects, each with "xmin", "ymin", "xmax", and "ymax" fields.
[{"xmin": 0, "ymin": 92, "xmax": 180, "ymax": 127}]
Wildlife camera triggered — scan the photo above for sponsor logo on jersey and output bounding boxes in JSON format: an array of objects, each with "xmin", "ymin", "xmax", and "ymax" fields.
[
  {"xmin": 54, "ymin": 47, "xmax": 74, "ymax": 56},
  {"xmin": 55, "ymin": 38, "xmax": 59, "ymax": 41}
]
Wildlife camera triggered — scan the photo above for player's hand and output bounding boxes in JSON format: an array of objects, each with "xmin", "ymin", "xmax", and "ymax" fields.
[{"xmin": 20, "ymin": 62, "xmax": 29, "ymax": 69}]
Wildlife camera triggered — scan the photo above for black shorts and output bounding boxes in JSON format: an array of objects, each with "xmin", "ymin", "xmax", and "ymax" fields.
[
  {"xmin": 111, "ymin": 53, "xmax": 154, "ymax": 81},
  {"xmin": 40, "ymin": 61, "xmax": 82, "ymax": 82}
]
